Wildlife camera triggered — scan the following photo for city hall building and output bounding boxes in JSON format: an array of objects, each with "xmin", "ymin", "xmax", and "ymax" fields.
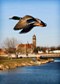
[{"xmin": 16, "ymin": 35, "xmax": 36, "ymax": 54}]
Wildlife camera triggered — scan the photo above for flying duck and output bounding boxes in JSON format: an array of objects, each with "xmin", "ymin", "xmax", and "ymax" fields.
[{"xmin": 10, "ymin": 15, "xmax": 47, "ymax": 33}]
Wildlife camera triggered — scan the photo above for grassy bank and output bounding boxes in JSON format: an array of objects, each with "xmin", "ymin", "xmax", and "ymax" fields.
[
  {"xmin": 0, "ymin": 56, "xmax": 36, "ymax": 70},
  {"xmin": 0, "ymin": 56, "xmax": 54, "ymax": 71},
  {"xmin": 0, "ymin": 57, "xmax": 32, "ymax": 64}
]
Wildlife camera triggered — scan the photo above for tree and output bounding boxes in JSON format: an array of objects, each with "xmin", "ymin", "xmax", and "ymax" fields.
[
  {"xmin": 3, "ymin": 38, "xmax": 18, "ymax": 56},
  {"xmin": 38, "ymin": 46, "xmax": 47, "ymax": 53},
  {"xmin": 56, "ymin": 46, "xmax": 60, "ymax": 50},
  {"xmin": 33, "ymin": 47, "xmax": 41, "ymax": 54},
  {"xmin": 33, "ymin": 47, "xmax": 38, "ymax": 54},
  {"xmin": 50, "ymin": 46, "xmax": 56, "ymax": 51}
]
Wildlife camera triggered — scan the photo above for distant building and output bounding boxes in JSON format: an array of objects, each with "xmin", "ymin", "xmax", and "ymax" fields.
[
  {"xmin": 16, "ymin": 35, "xmax": 36, "ymax": 54},
  {"xmin": 49, "ymin": 50, "xmax": 60, "ymax": 54},
  {"xmin": 0, "ymin": 49, "xmax": 7, "ymax": 55}
]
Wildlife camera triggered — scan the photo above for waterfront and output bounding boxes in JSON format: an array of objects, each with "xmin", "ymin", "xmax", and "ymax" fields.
[{"xmin": 0, "ymin": 61, "xmax": 60, "ymax": 84}]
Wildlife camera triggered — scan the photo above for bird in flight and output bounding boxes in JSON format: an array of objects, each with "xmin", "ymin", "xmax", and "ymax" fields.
[{"xmin": 10, "ymin": 15, "xmax": 47, "ymax": 34}]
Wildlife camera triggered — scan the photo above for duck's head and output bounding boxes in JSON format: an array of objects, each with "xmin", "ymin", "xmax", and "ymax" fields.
[
  {"xmin": 34, "ymin": 18, "xmax": 47, "ymax": 27},
  {"xmin": 9, "ymin": 16, "xmax": 22, "ymax": 20}
]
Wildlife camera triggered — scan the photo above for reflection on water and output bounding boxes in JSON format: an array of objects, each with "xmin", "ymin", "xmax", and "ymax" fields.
[
  {"xmin": 0, "ymin": 61, "xmax": 60, "ymax": 84},
  {"xmin": 54, "ymin": 58, "xmax": 60, "ymax": 62}
]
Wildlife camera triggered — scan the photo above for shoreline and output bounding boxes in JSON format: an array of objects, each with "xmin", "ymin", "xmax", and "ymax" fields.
[{"xmin": 0, "ymin": 58, "xmax": 54, "ymax": 71}]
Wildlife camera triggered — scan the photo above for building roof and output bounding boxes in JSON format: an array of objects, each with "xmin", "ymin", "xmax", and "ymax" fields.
[{"xmin": 16, "ymin": 43, "xmax": 33, "ymax": 49}]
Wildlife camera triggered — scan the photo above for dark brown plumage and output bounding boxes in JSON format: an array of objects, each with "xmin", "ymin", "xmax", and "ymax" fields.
[{"xmin": 10, "ymin": 15, "xmax": 47, "ymax": 33}]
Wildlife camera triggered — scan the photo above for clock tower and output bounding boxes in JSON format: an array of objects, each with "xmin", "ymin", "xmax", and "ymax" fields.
[{"xmin": 32, "ymin": 35, "xmax": 36, "ymax": 49}]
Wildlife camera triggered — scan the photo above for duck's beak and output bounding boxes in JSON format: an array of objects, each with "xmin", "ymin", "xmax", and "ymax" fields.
[{"xmin": 39, "ymin": 21, "xmax": 47, "ymax": 27}]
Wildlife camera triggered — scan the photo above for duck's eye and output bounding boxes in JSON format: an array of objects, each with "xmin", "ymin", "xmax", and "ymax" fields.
[{"xmin": 27, "ymin": 19, "xmax": 35, "ymax": 23}]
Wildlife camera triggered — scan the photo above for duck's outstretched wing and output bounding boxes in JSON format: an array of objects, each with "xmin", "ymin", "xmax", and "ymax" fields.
[
  {"xmin": 20, "ymin": 24, "xmax": 34, "ymax": 33},
  {"xmin": 27, "ymin": 18, "xmax": 36, "ymax": 23}
]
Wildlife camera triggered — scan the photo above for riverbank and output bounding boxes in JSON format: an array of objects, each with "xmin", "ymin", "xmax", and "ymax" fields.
[{"xmin": 0, "ymin": 57, "xmax": 54, "ymax": 71}]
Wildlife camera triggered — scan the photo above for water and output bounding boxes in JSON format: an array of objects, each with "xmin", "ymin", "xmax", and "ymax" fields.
[{"xmin": 0, "ymin": 61, "xmax": 60, "ymax": 84}]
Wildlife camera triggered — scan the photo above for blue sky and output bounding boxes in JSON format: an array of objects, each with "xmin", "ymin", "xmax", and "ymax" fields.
[{"xmin": 0, "ymin": 0, "xmax": 60, "ymax": 47}]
